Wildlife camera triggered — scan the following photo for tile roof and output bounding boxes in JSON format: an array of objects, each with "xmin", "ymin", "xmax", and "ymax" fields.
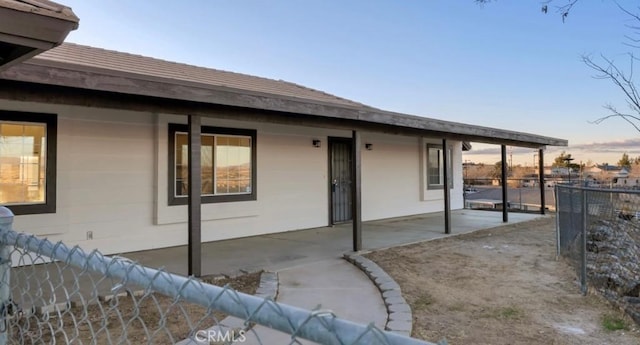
[
  {"xmin": 0, "ymin": 0, "xmax": 79, "ymax": 22},
  {"xmin": 30, "ymin": 43, "xmax": 370, "ymax": 109}
]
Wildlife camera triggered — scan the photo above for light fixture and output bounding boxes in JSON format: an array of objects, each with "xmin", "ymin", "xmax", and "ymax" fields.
[
  {"xmin": 365, "ymin": 143, "xmax": 373, "ymax": 151},
  {"xmin": 312, "ymin": 139, "xmax": 321, "ymax": 148}
]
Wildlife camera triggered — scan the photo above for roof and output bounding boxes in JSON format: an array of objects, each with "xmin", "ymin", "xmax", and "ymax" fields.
[
  {"xmin": 32, "ymin": 43, "xmax": 367, "ymax": 109},
  {"xmin": 0, "ymin": 0, "xmax": 78, "ymax": 69},
  {"xmin": 0, "ymin": 43, "xmax": 567, "ymax": 148},
  {"xmin": 0, "ymin": 0, "xmax": 78, "ymax": 22}
]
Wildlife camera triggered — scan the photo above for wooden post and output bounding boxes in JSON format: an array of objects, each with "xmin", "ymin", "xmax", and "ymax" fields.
[
  {"xmin": 443, "ymin": 139, "xmax": 451, "ymax": 234},
  {"xmin": 188, "ymin": 115, "xmax": 202, "ymax": 277},
  {"xmin": 351, "ymin": 130, "xmax": 362, "ymax": 251},
  {"xmin": 501, "ymin": 145, "xmax": 508, "ymax": 223},
  {"xmin": 539, "ymin": 148, "xmax": 546, "ymax": 215}
]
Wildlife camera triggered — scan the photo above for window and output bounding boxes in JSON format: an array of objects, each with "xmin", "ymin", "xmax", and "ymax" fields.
[
  {"xmin": 0, "ymin": 112, "xmax": 56, "ymax": 215},
  {"xmin": 426, "ymin": 144, "xmax": 452, "ymax": 190},
  {"xmin": 168, "ymin": 124, "xmax": 256, "ymax": 205}
]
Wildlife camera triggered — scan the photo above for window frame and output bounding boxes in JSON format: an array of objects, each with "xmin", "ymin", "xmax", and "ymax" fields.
[
  {"xmin": 168, "ymin": 123, "xmax": 257, "ymax": 205},
  {"xmin": 0, "ymin": 111, "xmax": 57, "ymax": 215},
  {"xmin": 426, "ymin": 144, "xmax": 453, "ymax": 190}
]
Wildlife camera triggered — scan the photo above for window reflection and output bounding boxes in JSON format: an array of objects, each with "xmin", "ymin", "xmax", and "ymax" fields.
[{"xmin": 0, "ymin": 122, "xmax": 47, "ymax": 205}]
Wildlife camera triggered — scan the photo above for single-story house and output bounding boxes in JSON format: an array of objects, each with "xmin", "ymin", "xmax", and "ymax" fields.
[{"xmin": 0, "ymin": 39, "xmax": 567, "ymax": 274}]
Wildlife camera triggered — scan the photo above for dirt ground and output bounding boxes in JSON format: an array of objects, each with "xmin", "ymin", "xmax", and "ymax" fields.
[
  {"xmin": 366, "ymin": 217, "xmax": 640, "ymax": 345},
  {"xmin": 11, "ymin": 271, "xmax": 261, "ymax": 345}
]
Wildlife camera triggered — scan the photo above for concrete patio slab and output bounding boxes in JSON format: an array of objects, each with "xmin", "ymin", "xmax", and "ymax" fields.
[{"xmin": 124, "ymin": 210, "xmax": 546, "ymax": 277}]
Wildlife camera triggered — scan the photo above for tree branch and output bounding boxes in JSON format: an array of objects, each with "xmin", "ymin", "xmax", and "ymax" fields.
[{"xmin": 583, "ymin": 54, "xmax": 640, "ymax": 133}]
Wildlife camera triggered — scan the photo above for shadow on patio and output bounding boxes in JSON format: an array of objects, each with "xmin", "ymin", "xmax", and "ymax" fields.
[{"xmin": 125, "ymin": 209, "xmax": 548, "ymax": 276}]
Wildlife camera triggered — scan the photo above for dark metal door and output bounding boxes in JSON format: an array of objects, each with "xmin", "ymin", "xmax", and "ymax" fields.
[{"xmin": 330, "ymin": 138, "xmax": 352, "ymax": 223}]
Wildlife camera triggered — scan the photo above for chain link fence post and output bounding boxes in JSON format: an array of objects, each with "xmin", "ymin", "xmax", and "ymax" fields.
[
  {"xmin": 580, "ymin": 187, "xmax": 588, "ymax": 296},
  {"xmin": 555, "ymin": 185, "xmax": 560, "ymax": 258},
  {"xmin": 0, "ymin": 207, "xmax": 13, "ymax": 345}
]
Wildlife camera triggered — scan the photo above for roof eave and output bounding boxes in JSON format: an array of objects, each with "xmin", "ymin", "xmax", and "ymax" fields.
[
  {"xmin": 0, "ymin": 62, "xmax": 567, "ymax": 148},
  {"xmin": 0, "ymin": 1, "xmax": 78, "ymax": 70}
]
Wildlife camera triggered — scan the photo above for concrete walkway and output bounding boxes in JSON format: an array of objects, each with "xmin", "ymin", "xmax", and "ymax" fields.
[{"xmin": 242, "ymin": 259, "xmax": 387, "ymax": 344}]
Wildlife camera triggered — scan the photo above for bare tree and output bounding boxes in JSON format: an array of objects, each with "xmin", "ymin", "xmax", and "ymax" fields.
[
  {"xmin": 475, "ymin": 0, "xmax": 580, "ymax": 20},
  {"xmin": 475, "ymin": 0, "xmax": 640, "ymax": 133},
  {"xmin": 583, "ymin": 2, "xmax": 640, "ymax": 133},
  {"xmin": 584, "ymin": 53, "xmax": 640, "ymax": 133}
]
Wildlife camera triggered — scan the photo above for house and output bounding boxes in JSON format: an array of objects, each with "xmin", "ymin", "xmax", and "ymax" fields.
[{"xmin": 0, "ymin": 42, "xmax": 566, "ymax": 271}]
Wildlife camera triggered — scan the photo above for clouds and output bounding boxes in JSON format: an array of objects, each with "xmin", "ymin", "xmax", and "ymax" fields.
[{"xmin": 568, "ymin": 138, "xmax": 640, "ymax": 154}]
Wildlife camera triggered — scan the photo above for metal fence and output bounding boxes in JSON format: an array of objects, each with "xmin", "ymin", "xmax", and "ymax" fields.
[
  {"xmin": 0, "ymin": 207, "xmax": 436, "ymax": 345},
  {"xmin": 462, "ymin": 178, "xmax": 552, "ymax": 213},
  {"xmin": 555, "ymin": 184, "xmax": 640, "ymax": 296}
]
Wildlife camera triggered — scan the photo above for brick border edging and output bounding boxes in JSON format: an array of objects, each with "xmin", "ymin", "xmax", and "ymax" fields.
[
  {"xmin": 343, "ymin": 254, "xmax": 412, "ymax": 337},
  {"xmin": 176, "ymin": 271, "xmax": 279, "ymax": 345}
]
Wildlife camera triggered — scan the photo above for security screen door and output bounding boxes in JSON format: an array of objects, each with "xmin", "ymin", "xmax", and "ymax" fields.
[{"xmin": 329, "ymin": 138, "xmax": 352, "ymax": 223}]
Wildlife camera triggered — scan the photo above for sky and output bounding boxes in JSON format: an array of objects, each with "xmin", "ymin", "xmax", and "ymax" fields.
[{"xmin": 58, "ymin": 0, "xmax": 640, "ymax": 166}]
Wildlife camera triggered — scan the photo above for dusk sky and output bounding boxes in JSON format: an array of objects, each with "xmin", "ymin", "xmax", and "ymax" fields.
[{"xmin": 59, "ymin": 0, "xmax": 640, "ymax": 166}]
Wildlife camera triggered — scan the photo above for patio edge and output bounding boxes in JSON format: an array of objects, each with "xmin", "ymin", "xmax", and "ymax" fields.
[{"xmin": 343, "ymin": 254, "xmax": 413, "ymax": 337}]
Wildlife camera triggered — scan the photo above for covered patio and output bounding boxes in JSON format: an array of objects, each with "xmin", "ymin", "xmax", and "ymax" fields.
[{"xmin": 124, "ymin": 209, "xmax": 547, "ymax": 276}]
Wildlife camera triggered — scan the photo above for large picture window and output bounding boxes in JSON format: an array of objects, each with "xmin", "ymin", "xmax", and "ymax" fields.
[
  {"xmin": 168, "ymin": 124, "xmax": 256, "ymax": 205},
  {"xmin": 426, "ymin": 144, "xmax": 452, "ymax": 190},
  {"xmin": 0, "ymin": 112, "xmax": 56, "ymax": 215}
]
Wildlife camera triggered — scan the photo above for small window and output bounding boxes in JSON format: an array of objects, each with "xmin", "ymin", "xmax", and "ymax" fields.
[
  {"xmin": 168, "ymin": 124, "xmax": 256, "ymax": 205},
  {"xmin": 0, "ymin": 112, "xmax": 56, "ymax": 215},
  {"xmin": 426, "ymin": 144, "xmax": 452, "ymax": 190}
]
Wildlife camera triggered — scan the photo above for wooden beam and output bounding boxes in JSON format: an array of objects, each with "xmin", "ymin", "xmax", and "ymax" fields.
[
  {"xmin": 351, "ymin": 130, "xmax": 362, "ymax": 251},
  {"xmin": 539, "ymin": 149, "xmax": 546, "ymax": 215},
  {"xmin": 501, "ymin": 145, "xmax": 508, "ymax": 223},
  {"xmin": 442, "ymin": 139, "xmax": 451, "ymax": 234},
  {"xmin": 0, "ymin": 64, "xmax": 567, "ymax": 147},
  {"xmin": 188, "ymin": 115, "xmax": 202, "ymax": 277},
  {"xmin": 0, "ymin": 80, "xmax": 561, "ymax": 148}
]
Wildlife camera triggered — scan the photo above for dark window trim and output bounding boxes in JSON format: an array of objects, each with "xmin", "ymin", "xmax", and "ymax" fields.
[
  {"xmin": 168, "ymin": 123, "xmax": 257, "ymax": 206},
  {"xmin": 0, "ymin": 111, "xmax": 57, "ymax": 215},
  {"xmin": 426, "ymin": 143, "xmax": 453, "ymax": 190}
]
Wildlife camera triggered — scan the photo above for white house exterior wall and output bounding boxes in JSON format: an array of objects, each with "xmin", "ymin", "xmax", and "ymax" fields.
[
  {"xmin": 1, "ymin": 100, "xmax": 463, "ymax": 254},
  {"xmin": 360, "ymin": 133, "xmax": 463, "ymax": 221}
]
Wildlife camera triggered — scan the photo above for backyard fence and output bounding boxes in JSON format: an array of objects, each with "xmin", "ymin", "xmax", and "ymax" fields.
[
  {"xmin": 0, "ymin": 207, "xmax": 437, "ymax": 345},
  {"xmin": 555, "ymin": 184, "xmax": 640, "ymax": 296}
]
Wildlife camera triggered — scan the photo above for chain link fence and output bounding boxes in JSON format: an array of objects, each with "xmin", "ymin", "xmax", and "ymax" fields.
[
  {"xmin": 556, "ymin": 184, "xmax": 640, "ymax": 298},
  {"xmin": 463, "ymin": 178, "xmax": 551, "ymax": 213},
  {"xmin": 0, "ymin": 207, "xmax": 437, "ymax": 345}
]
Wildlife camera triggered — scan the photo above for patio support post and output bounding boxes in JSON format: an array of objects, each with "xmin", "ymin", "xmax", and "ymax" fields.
[
  {"xmin": 188, "ymin": 115, "xmax": 202, "ymax": 277},
  {"xmin": 351, "ymin": 130, "xmax": 362, "ymax": 251},
  {"xmin": 501, "ymin": 145, "xmax": 508, "ymax": 223},
  {"xmin": 539, "ymin": 148, "xmax": 545, "ymax": 215},
  {"xmin": 442, "ymin": 139, "xmax": 451, "ymax": 234}
]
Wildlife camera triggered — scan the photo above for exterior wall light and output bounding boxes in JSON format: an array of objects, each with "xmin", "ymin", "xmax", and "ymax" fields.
[
  {"xmin": 365, "ymin": 143, "xmax": 373, "ymax": 151},
  {"xmin": 312, "ymin": 139, "xmax": 321, "ymax": 148}
]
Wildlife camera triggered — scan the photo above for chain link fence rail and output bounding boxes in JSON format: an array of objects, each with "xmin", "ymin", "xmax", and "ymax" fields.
[
  {"xmin": 556, "ymin": 184, "xmax": 640, "ymax": 299},
  {"xmin": 0, "ymin": 207, "xmax": 438, "ymax": 345}
]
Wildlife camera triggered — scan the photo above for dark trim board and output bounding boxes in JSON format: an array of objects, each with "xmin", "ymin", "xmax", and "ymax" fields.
[
  {"xmin": 0, "ymin": 110, "xmax": 56, "ymax": 215},
  {"xmin": 0, "ymin": 66, "xmax": 567, "ymax": 148}
]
